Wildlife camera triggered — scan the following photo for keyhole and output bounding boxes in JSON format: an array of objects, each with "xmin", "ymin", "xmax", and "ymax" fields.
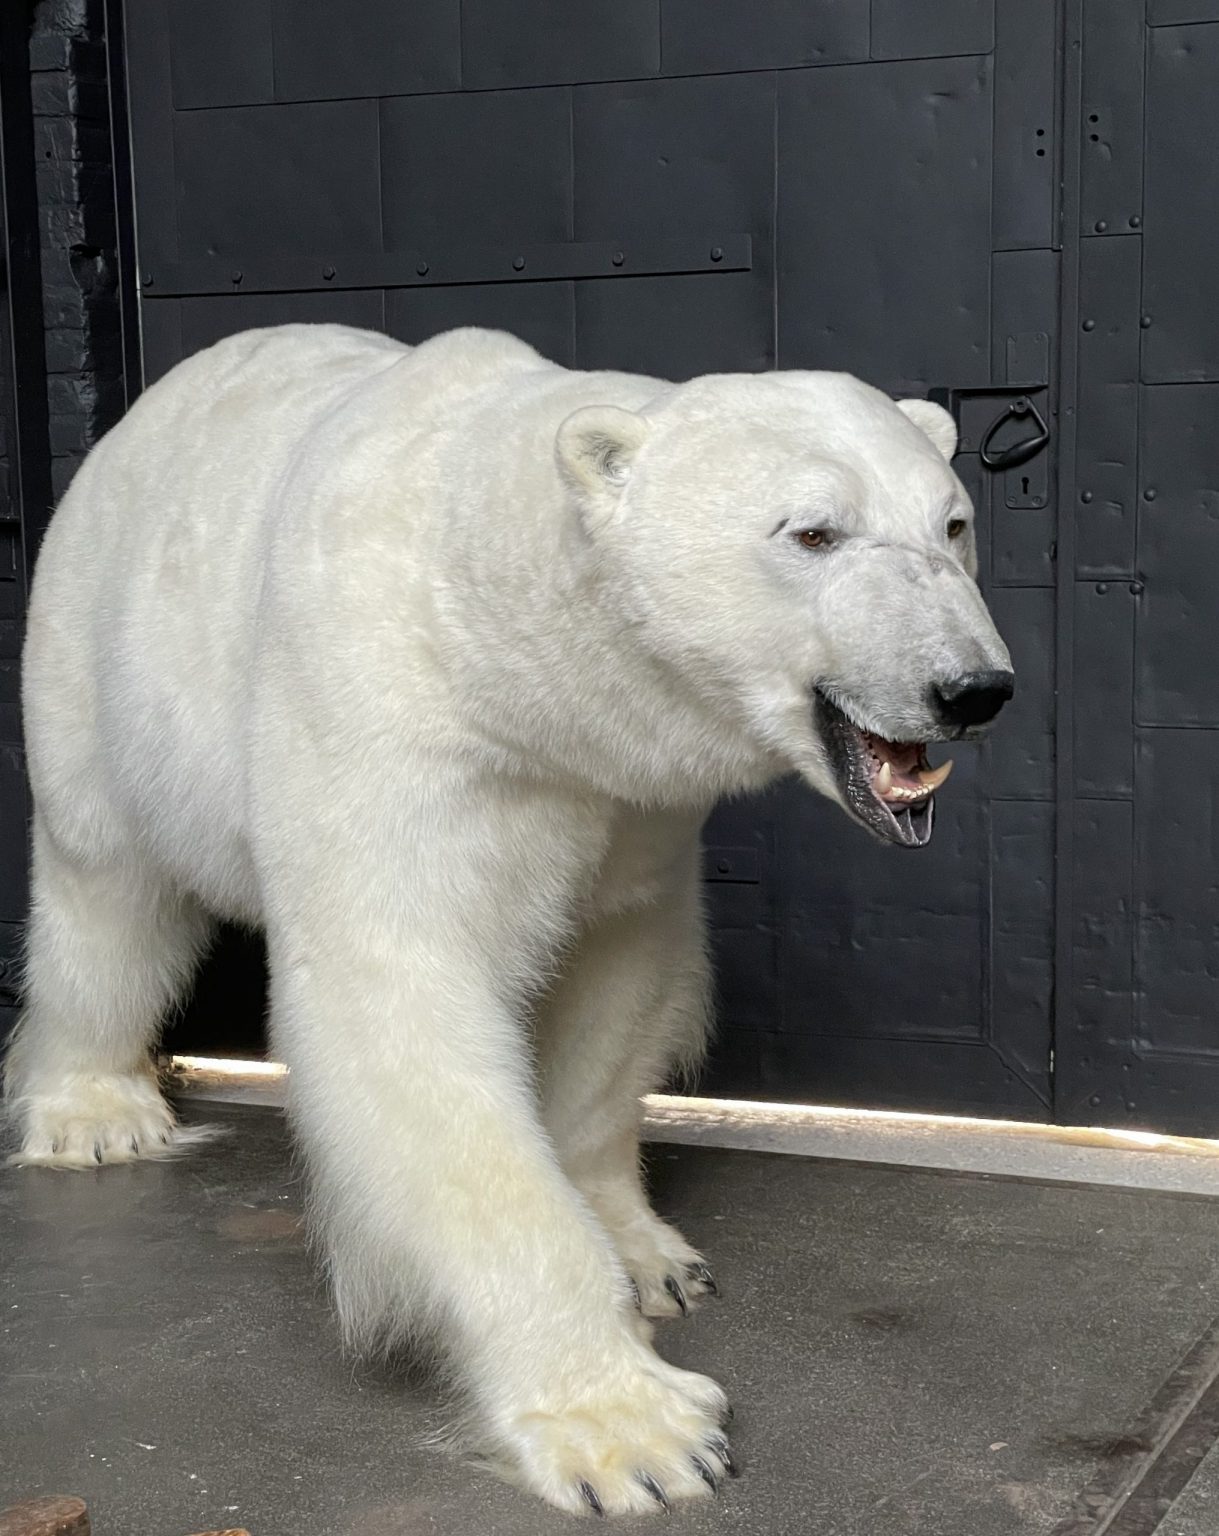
[{"xmin": 1021, "ymin": 476, "xmax": 1030, "ymax": 495}]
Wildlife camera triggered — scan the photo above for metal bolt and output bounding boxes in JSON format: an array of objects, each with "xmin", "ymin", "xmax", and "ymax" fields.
[
  {"xmin": 1082, "ymin": 318, "xmax": 1096, "ymax": 331},
  {"xmin": 1081, "ymin": 490, "xmax": 1094, "ymax": 504},
  {"xmin": 710, "ymin": 246, "xmax": 724, "ymax": 262},
  {"xmin": 1089, "ymin": 1094, "xmax": 1101, "ymax": 1107},
  {"xmin": 1031, "ymin": 496, "xmax": 1043, "ymax": 507},
  {"xmin": 416, "ymin": 261, "xmax": 429, "ymax": 276},
  {"xmin": 1095, "ymin": 583, "xmax": 1109, "ymax": 594},
  {"xmin": 1128, "ymin": 215, "xmax": 1141, "ymax": 228},
  {"xmin": 322, "ymin": 265, "xmax": 335, "ymax": 280},
  {"xmin": 141, "ymin": 272, "xmax": 153, "ymax": 287},
  {"xmin": 611, "ymin": 250, "xmax": 624, "ymax": 267},
  {"xmin": 1140, "ymin": 315, "xmax": 1152, "ymax": 329},
  {"xmin": 512, "ymin": 255, "xmax": 526, "ymax": 271},
  {"xmin": 1129, "ymin": 581, "xmax": 1144, "ymax": 595},
  {"xmin": 1143, "ymin": 488, "xmax": 1157, "ymax": 501},
  {"xmin": 231, "ymin": 270, "xmax": 242, "ymax": 284},
  {"xmin": 717, "ymin": 860, "xmax": 730, "ymax": 875},
  {"xmin": 1094, "ymin": 220, "xmax": 1108, "ymax": 232}
]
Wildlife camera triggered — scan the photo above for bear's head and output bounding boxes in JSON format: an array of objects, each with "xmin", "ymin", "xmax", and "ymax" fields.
[{"xmin": 555, "ymin": 371, "xmax": 1013, "ymax": 848}]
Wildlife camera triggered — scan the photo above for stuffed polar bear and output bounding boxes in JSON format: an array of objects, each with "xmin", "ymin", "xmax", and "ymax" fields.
[{"xmin": 5, "ymin": 325, "xmax": 1012, "ymax": 1515}]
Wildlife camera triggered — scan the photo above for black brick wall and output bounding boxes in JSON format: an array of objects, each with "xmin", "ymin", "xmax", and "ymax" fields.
[
  {"xmin": 30, "ymin": 0, "xmax": 124, "ymax": 505},
  {"xmin": 0, "ymin": 194, "xmax": 12, "ymax": 567},
  {"xmin": 0, "ymin": 1, "xmax": 125, "ymax": 1041}
]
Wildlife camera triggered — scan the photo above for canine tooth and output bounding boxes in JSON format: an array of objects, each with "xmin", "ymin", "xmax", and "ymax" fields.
[
  {"xmin": 918, "ymin": 760, "xmax": 954, "ymax": 791},
  {"xmin": 876, "ymin": 762, "xmax": 893, "ymax": 795}
]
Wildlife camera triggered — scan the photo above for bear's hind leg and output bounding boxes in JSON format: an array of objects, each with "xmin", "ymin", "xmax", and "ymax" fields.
[{"xmin": 4, "ymin": 818, "xmax": 213, "ymax": 1167}]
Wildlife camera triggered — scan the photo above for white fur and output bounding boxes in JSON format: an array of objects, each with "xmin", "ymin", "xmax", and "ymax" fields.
[{"xmin": 4, "ymin": 325, "xmax": 1008, "ymax": 1513}]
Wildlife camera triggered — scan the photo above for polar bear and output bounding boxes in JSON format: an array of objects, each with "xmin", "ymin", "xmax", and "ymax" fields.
[{"xmin": 5, "ymin": 325, "xmax": 1011, "ymax": 1515}]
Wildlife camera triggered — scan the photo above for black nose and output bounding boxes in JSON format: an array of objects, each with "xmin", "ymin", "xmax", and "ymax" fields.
[{"xmin": 934, "ymin": 669, "xmax": 1015, "ymax": 728}]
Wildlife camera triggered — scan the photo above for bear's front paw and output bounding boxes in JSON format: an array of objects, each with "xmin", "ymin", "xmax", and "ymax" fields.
[{"xmin": 496, "ymin": 1354, "xmax": 735, "ymax": 1515}]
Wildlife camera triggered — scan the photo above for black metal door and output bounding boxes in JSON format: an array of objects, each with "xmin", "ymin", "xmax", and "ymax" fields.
[
  {"xmin": 1057, "ymin": 0, "xmax": 1219, "ymax": 1134},
  {"xmin": 23, "ymin": 1, "xmax": 1219, "ymax": 1130},
  {"xmin": 115, "ymin": 0, "xmax": 1219, "ymax": 1135},
  {"xmin": 117, "ymin": 0, "xmax": 1063, "ymax": 1121}
]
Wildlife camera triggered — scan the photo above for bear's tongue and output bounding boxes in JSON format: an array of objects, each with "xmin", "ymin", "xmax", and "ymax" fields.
[{"xmin": 863, "ymin": 732, "xmax": 953, "ymax": 805}]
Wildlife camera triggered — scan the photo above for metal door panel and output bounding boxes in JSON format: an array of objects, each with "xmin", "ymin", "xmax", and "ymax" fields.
[
  {"xmin": 462, "ymin": 0, "xmax": 659, "ymax": 90},
  {"xmin": 180, "ymin": 290, "xmax": 388, "ymax": 357},
  {"xmin": 380, "ymin": 89, "xmax": 573, "ymax": 253},
  {"xmin": 173, "ymin": 101, "xmax": 382, "ymax": 260},
  {"xmin": 1135, "ymin": 383, "xmax": 1219, "ymax": 727},
  {"xmin": 871, "ymin": 0, "xmax": 995, "ymax": 61},
  {"xmin": 270, "ymin": 0, "xmax": 460, "ymax": 102},
  {"xmin": 661, "ymin": 0, "xmax": 868, "ymax": 75},
  {"xmin": 386, "ymin": 283, "xmax": 576, "ymax": 367},
  {"xmin": 168, "ymin": 0, "xmax": 273, "ymax": 110},
  {"xmin": 776, "ymin": 56, "xmax": 993, "ymax": 393},
  {"xmin": 1142, "ymin": 22, "xmax": 1219, "ymax": 382}
]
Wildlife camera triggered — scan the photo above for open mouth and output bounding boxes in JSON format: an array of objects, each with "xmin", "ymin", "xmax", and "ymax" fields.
[{"xmin": 813, "ymin": 692, "xmax": 953, "ymax": 849}]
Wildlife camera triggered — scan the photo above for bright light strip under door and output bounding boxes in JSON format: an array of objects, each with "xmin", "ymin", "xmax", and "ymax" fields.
[{"xmin": 167, "ymin": 1056, "xmax": 1219, "ymax": 1190}]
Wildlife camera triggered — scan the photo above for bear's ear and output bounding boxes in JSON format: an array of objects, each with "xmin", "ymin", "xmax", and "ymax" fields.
[
  {"xmin": 896, "ymin": 397, "xmax": 958, "ymax": 461},
  {"xmin": 555, "ymin": 406, "xmax": 651, "ymax": 524}
]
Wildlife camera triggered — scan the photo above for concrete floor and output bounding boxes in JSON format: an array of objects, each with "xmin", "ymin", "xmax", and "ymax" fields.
[
  {"xmin": 5, "ymin": 1102, "xmax": 1219, "ymax": 1535},
  {"xmin": 1162, "ymin": 1446, "xmax": 1219, "ymax": 1536}
]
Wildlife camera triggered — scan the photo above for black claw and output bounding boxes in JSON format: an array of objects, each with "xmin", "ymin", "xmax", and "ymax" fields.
[
  {"xmin": 93, "ymin": 1143, "xmax": 103, "ymax": 1165},
  {"xmin": 691, "ymin": 1454, "xmax": 720, "ymax": 1494},
  {"xmin": 579, "ymin": 1480, "xmax": 605, "ymax": 1517},
  {"xmin": 664, "ymin": 1275, "xmax": 689, "ymax": 1316},
  {"xmin": 686, "ymin": 1261, "xmax": 719, "ymax": 1296},
  {"xmin": 628, "ymin": 1278, "xmax": 642, "ymax": 1311},
  {"xmin": 636, "ymin": 1470, "xmax": 670, "ymax": 1512},
  {"xmin": 722, "ymin": 1403, "xmax": 735, "ymax": 1425},
  {"xmin": 130, "ymin": 1137, "xmax": 140, "ymax": 1155},
  {"xmin": 707, "ymin": 1434, "xmax": 738, "ymax": 1477}
]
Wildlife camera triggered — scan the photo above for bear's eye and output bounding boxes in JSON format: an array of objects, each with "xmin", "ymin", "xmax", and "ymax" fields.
[
  {"xmin": 796, "ymin": 528, "xmax": 832, "ymax": 551},
  {"xmin": 946, "ymin": 517, "xmax": 968, "ymax": 541}
]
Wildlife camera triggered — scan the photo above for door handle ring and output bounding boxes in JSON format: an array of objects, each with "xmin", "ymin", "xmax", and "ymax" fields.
[{"xmin": 979, "ymin": 396, "xmax": 1050, "ymax": 471}]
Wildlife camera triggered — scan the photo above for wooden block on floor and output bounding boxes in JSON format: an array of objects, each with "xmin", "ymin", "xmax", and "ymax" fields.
[{"xmin": 0, "ymin": 1498, "xmax": 89, "ymax": 1536}]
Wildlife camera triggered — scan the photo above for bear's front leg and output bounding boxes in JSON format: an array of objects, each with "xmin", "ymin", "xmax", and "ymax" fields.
[
  {"xmin": 535, "ymin": 816, "xmax": 720, "ymax": 1320},
  {"xmin": 257, "ymin": 785, "xmax": 732, "ymax": 1515}
]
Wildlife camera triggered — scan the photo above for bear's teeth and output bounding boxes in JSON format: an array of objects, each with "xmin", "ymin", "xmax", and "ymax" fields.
[
  {"xmin": 917, "ymin": 760, "xmax": 954, "ymax": 791},
  {"xmin": 876, "ymin": 761, "xmax": 948, "ymax": 803},
  {"xmin": 882, "ymin": 782, "xmax": 933, "ymax": 803}
]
